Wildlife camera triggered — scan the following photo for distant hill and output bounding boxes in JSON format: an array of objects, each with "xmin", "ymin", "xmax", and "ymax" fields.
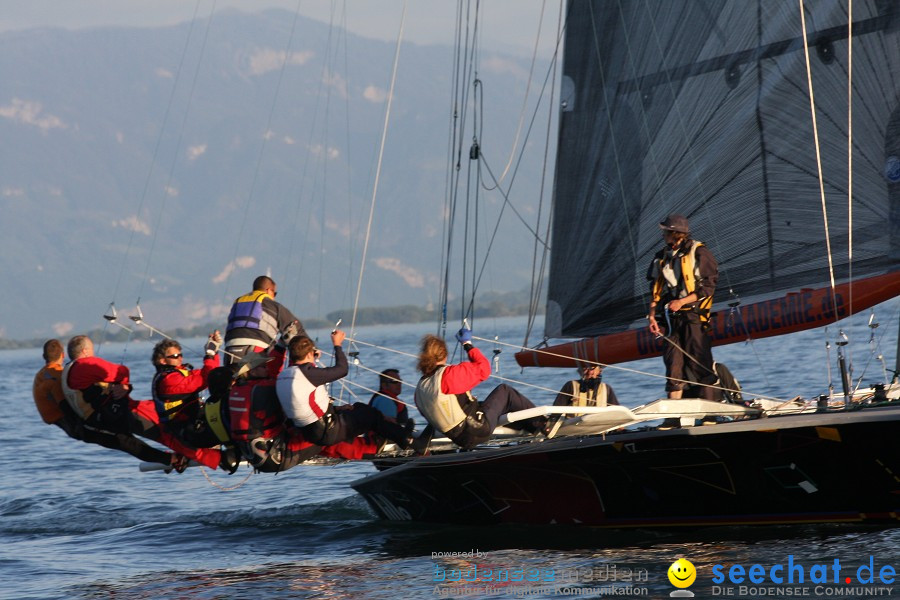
[
  {"xmin": 0, "ymin": 9, "xmax": 555, "ymax": 340},
  {"xmin": 0, "ymin": 289, "xmax": 543, "ymax": 349}
]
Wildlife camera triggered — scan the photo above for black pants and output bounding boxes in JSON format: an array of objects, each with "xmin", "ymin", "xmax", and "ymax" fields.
[
  {"xmin": 663, "ymin": 311, "xmax": 717, "ymax": 400},
  {"xmin": 451, "ymin": 384, "xmax": 538, "ymax": 449},
  {"xmin": 55, "ymin": 414, "xmax": 171, "ymax": 465},
  {"xmin": 317, "ymin": 402, "xmax": 408, "ymax": 447},
  {"xmin": 481, "ymin": 384, "xmax": 537, "ymax": 429}
]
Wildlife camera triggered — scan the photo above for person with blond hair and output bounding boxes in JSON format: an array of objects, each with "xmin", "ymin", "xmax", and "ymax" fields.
[{"xmin": 414, "ymin": 328, "xmax": 542, "ymax": 450}]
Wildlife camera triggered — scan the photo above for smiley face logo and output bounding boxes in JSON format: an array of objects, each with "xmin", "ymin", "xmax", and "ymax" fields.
[{"xmin": 667, "ymin": 558, "xmax": 696, "ymax": 588}]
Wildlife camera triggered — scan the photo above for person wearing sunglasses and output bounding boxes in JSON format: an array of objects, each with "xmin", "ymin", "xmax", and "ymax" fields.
[
  {"xmin": 62, "ymin": 334, "xmax": 226, "ymax": 472},
  {"xmin": 224, "ymin": 275, "xmax": 307, "ymax": 365},
  {"xmin": 151, "ymin": 330, "xmax": 222, "ymax": 428}
]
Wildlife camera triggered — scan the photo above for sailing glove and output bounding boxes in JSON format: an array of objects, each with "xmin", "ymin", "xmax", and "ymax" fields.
[
  {"xmin": 456, "ymin": 328, "xmax": 472, "ymax": 344},
  {"xmin": 205, "ymin": 331, "xmax": 222, "ymax": 356}
]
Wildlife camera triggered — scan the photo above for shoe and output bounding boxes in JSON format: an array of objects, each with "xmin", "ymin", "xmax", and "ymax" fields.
[
  {"xmin": 169, "ymin": 453, "xmax": 189, "ymax": 474},
  {"xmin": 530, "ymin": 416, "xmax": 550, "ymax": 435},
  {"xmin": 219, "ymin": 445, "xmax": 240, "ymax": 474}
]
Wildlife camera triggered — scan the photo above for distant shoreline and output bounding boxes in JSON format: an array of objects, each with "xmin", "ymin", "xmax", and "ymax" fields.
[{"xmin": 2, "ymin": 300, "xmax": 543, "ymax": 350}]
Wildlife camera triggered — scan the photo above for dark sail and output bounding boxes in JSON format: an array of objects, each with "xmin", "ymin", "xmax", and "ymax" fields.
[{"xmin": 546, "ymin": 0, "xmax": 900, "ymax": 338}]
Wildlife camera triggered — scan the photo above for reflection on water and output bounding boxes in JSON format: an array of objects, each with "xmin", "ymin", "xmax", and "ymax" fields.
[{"xmin": 72, "ymin": 525, "xmax": 900, "ymax": 599}]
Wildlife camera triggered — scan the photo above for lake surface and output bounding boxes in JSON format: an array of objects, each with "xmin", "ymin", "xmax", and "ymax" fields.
[{"xmin": 2, "ymin": 307, "xmax": 898, "ymax": 599}]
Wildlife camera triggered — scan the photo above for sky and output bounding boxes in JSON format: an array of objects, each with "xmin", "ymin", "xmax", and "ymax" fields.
[{"xmin": 0, "ymin": 1, "xmax": 562, "ymax": 58}]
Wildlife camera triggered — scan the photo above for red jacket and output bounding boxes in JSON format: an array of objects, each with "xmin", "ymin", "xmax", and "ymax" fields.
[
  {"xmin": 155, "ymin": 355, "xmax": 220, "ymax": 398},
  {"xmin": 440, "ymin": 347, "xmax": 491, "ymax": 394},
  {"xmin": 67, "ymin": 356, "xmax": 130, "ymax": 390}
]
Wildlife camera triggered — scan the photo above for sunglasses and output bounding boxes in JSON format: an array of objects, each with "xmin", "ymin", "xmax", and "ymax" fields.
[{"xmin": 165, "ymin": 353, "xmax": 183, "ymax": 360}]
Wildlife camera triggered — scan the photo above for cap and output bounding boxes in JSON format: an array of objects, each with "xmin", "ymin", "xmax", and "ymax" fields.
[{"xmin": 659, "ymin": 214, "xmax": 690, "ymax": 234}]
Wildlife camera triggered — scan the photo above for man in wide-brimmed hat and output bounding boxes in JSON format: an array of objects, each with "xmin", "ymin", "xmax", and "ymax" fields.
[{"xmin": 646, "ymin": 214, "xmax": 719, "ymax": 404}]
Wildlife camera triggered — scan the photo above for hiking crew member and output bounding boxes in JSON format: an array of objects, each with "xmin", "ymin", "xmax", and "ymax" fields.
[
  {"xmin": 228, "ymin": 344, "xmax": 378, "ymax": 472},
  {"xmin": 224, "ymin": 275, "xmax": 306, "ymax": 364},
  {"xmin": 276, "ymin": 330, "xmax": 414, "ymax": 451},
  {"xmin": 368, "ymin": 368, "xmax": 413, "ymax": 427},
  {"xmin": 34, "ymin": 338, "xmax": 179, "ymax": 470},
  {"xmin": 151, "ymin": 331, "xmax": 221, "ymax": 425},
  {"xmin": 62, "ymin": 335, "xmax": 227, "ymax": 471},
  {"xmin": 646, "ymin": 213, "xmax": 719, "ymax": 401},
  {"xmin": 414, "ymin": 328, "xmax": 543, "ymax": 450}
]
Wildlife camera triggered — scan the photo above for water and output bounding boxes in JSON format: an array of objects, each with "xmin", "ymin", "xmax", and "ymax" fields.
[{"xmin": 2, "ymin": 308, "xmax": 899, "ymax": 600}]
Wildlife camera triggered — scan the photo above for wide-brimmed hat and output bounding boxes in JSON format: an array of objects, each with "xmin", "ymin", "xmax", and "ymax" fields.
[{"xmin": 659, "ymin": 213, "xmax": 690, "ymax": 234}]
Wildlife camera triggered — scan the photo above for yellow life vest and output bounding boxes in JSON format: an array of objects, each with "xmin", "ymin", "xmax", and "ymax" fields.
[
  {"xmin": 569, "ymin": 380, "xmax": 610, "ymax": 408},
  {"xmin": 651, "ymin": 240, "xmax": 713, "ymax": 321}
]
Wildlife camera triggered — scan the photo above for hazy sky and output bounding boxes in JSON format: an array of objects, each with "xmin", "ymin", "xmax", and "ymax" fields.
[{"xmin": 0, "ymin": 1, "xmax": 563, "ymax": 58}]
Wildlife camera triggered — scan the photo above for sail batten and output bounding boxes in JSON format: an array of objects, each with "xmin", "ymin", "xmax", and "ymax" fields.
[{"xmin": 545, "ymin": 0, "xmax": 900, "ymax": 341}]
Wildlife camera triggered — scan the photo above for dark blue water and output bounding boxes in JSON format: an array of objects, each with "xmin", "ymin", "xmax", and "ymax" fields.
[{"xmin": 2, "ymin": 310, "xmax": 898, "ymax": 599}]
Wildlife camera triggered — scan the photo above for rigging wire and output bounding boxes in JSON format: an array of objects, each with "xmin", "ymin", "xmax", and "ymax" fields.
[
  {"xmin": 798, "ymin": 0, "xmax": 841, "ymax": 322},
  {"xmin": 525, "ymin": 0, "xmax": 564, "ymax": 349},
  {"xmin": 137, "ymin": 0, "xmax": 219, "ymax": 304},
  {"xmin": 100, "ymin": 0, "xmax": 204, "ymax": 352},
  {"xmin": 343, "ymin": 331, "xmax": 787, "ymax": 405},
  {"xmin": 489, "ymin": 0, "xmax": 548, "ymax": 187},
  {"xmin": 220, "ymin": 0, "xmax": 305, "ymax": 307},
  {"xmin": 437, "ymin": 0, "xmax": 468, "ymax": 337},
  {"xmin": 336, "ymin": 2, "xmax": 362, "ymax": 322},
  {"xmin": 442, "ymin": 17, "xmax": 564, "ymax": 324},
  {"xmin": 440, "ymin": 0, "xmax": 479, "ymax": 339},
  {"xmin": 282, "ymin": 3, "xmax": 346, "ymax": 314},
  {"xmin": 847, "ymin": 0, "xmax": 854, "ymax": 326},
  {"xmin": 349, "ymin": 1, "xmax": 407, "ymax": 337},
  {"xmin": 469, "ymin": 334, "xmax": 784, "ymax": 403},
  {"xmin": 315, "ymin": 2, "xmax": 341, "ymax": 322}
]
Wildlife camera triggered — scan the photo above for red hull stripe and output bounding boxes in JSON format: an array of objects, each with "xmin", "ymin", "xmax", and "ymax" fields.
[{"xmin": 516, "ymin": 271, "xmax": 900, "ymax": 368}]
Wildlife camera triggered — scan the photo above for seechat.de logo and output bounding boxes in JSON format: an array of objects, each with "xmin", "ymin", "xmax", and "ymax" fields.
[{"xmin": 668, "ymin": 558, "xmax": 697, "ymax": 597}]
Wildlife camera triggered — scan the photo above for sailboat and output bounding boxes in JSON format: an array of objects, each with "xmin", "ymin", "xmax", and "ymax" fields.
[{"xmin": 349, "ymin": 0, "xmax": 900, "ymax": 526}]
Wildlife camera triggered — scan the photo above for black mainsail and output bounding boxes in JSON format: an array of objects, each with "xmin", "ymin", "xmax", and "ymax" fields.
[{"xmin": 542, "ymin": 0, "xmax": 899, "ymax": 347}]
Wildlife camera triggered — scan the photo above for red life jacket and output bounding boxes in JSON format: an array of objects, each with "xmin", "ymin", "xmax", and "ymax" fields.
[{"xmin": 227, "ymin": 378, "xmax": 285, "ymax": 441}]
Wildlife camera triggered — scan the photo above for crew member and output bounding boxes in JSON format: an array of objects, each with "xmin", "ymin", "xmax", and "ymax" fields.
[
  {"xmin": 224, "ymin": 275, "xmax": 306, "ymax": 364},
  {"xmin": 228, "ymin": 343, "xmax": 378, "ymax": 472},
  {"xmin": 34, "ymin": 339, "xmax": 182, "ymax": 470},
  {"xmin": 414, "ymin": 328, "xmax": 543, "ymax": 450},
  {"xmin": 151, "ymin": 331, "xmax": 221, "ymax": 426},
  {"xmin": 276, "ymin": 330, "xmax": 414, "ymax": 451},
  {"xmin": 646, "ymin": 213, "xmax": 719, "ymax": 401},
  {"xmin": 553, "ymin": 363, "xmax": 619, "ymax": 408},
  {"xmin": 62, "ymin": 335, "xmax": 228, "ymax": 471},
  {"xmin": 368, "ymin": 368, "xmax": 413, "ymax": 427}
]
